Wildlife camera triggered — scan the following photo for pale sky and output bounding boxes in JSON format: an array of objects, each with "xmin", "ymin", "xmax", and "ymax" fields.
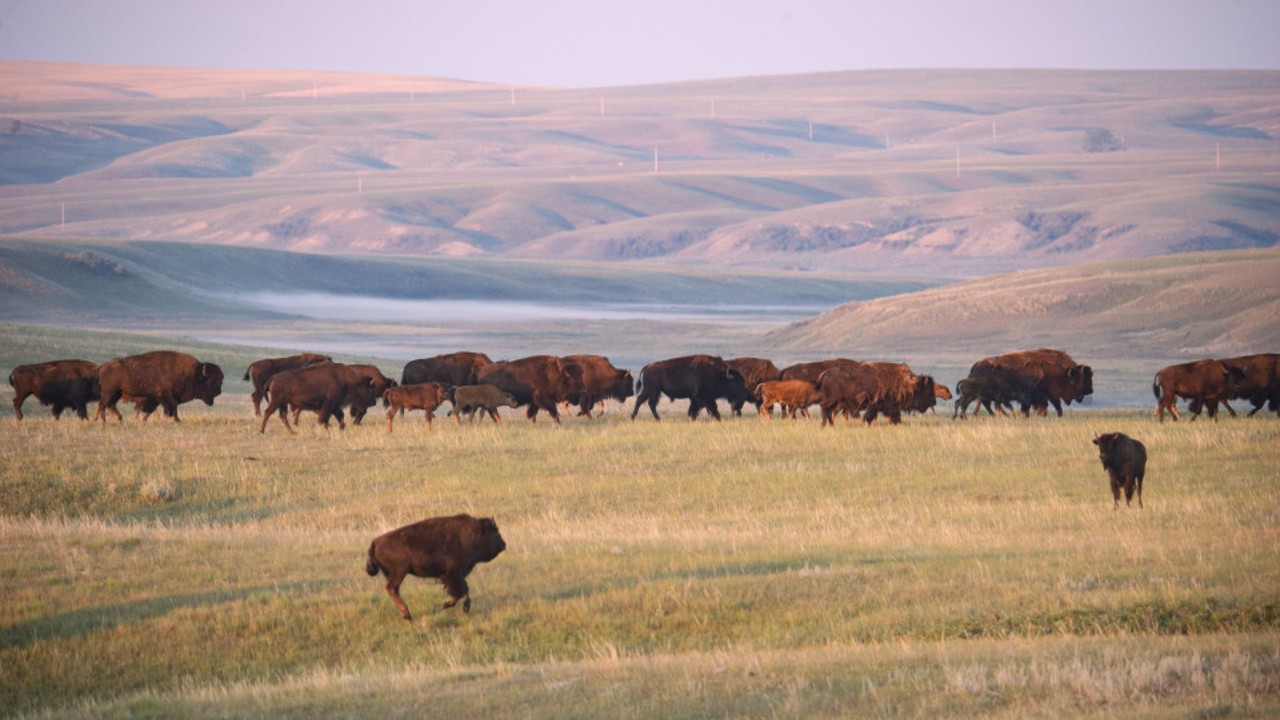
[{"xmin": 2, "ymin": 0, "xmax": 1277, "ymax": 88}]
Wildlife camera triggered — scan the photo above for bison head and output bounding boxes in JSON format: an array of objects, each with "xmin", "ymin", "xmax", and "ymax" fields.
[
  {"xmin": 474, "ymin": 517, "xmax": 507, "ymax": 562},
  {"xmin": 1067, "ymin": 365, "xmax": 1094, "ymax": 401},
  {"xmin": 196, "ymin": 362, "xmax": 225, "ymax": 405}
]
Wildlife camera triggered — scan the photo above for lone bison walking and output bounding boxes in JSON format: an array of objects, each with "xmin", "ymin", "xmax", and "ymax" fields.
[
  {"xmin": 366, "ymin": 514, "xmax": 507, "ymax": 621},
  {"xmin": 1092, "ymin": 433, "xmax": 1147, "ymax": 509}
]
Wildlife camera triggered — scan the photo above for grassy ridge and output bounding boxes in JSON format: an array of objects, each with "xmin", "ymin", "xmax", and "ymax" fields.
[{"xmin": 1, "ymin": 407, "xmax": 1277, "ymax": 717}]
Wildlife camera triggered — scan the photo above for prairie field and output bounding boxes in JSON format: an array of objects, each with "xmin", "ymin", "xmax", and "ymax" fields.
[{"xmin": 1, "ymin": 397, "xmax": 1277, "ymax": 718}]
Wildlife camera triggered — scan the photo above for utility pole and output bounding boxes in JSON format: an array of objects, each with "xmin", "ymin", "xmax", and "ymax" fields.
[{"xmin": 653, "ymin": 147, "xmax": 659, "ymax": 173}]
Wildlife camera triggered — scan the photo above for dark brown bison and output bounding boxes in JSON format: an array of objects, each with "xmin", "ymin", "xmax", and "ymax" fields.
[
  {"xmin": 382, "ymin": 383, "xmax": 448, "ymax": 431},
  {"xmin": 630, "ymin": 354, "xmax": 750, "ymax": 421},
  {"xmin": 726, "ymin": 357, "xmax": 782, "ymax": 415},
  {"xmin": 781, "ymin": 358, "xmax": 860, "ymax": 385},
  {"xmin": 402, "ymin": 352, "xmax": 493, "ymax": 387},
  {"xmin": 563, "ymin": 354, "xmax": 634, "ymax": 417},
  {"xmin": 968, "ymin": 349, "xmax": 1093, "ymax": 416},
  {"xmin": 366, "ymin": 514, "xmax": 506, "ymax": 621},
  {"xmin": 346, "ymin": 364, "xmax": 398, "ymax": 425},
  {"xmin": 1153, "ymin": 359, "xmax": 1244, "ymax": 422},
  {"xmin": 860, "ymin": 362, "xmax": 936, "ymax": 425},
  {"xmin": 1221, "ymin": 353, "xmax": 1280, "ymax": 417},
  {"xmin": 95, "ymin": 351, "xmax": 224, "ymax": 423},
  {"xmin": 449, "ymin": 384, "xmax": 520, "ymax": 424},
  {"xmin": 815, "ymin": 363, "xmax": 881, "ymax": 426},
  {"xmin": 259, "ymin": 362, "xmax": 376, "ymax": 434},
  {"xmin": 476, "ymin": 355, "xmax": 583, "ymax": 423},
  {"xmin": 756, "ymin": 379, "xmax": 818, "ymax": 419},
  {"xmin": 242, "ymin": 353, "xmax": 331, "ymax": 417},
  {"xmin": 952, "ymin": 374, "xmax": 1031, "ymax": 419},
  {"xmin": 9, "ymin": 359, "xmax": 100, "ymax": 420},
  {"xmin": 1093, "ymin": 433, "xmax": 1147, "ymax": 509}
]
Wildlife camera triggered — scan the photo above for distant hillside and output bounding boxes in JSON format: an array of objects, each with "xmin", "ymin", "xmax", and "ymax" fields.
[
  {"xmin": 1, "ymin": 64, "xmax": 1277, "ymax": 273},
  {"xmin": 0, "ymin": 238, "xmax": 928, "ymax": 325},
  {"xmin": 768, "ymin": 248, "xmax": 1280, "ymax": 359}
]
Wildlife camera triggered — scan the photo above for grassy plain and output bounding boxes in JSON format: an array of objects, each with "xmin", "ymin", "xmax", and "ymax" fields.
[{"xmin": 1, "ymin": 398, "xmax": 1277, "ymax": 718}]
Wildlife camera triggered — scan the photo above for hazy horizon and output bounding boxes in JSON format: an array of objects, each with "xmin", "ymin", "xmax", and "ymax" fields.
[{"xmin": 3, "ymin": 0, "xmax": 1278, "ymax": 88}]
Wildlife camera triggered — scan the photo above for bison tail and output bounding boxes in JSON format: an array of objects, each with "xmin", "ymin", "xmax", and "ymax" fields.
[
  {"xmin": 1152, "ymin": 375, "xmax": 1162, "ymax": 400},
  {"xmin": 365, "ymin": 543, "xmax": 381, "ymax": 577},
  {"xmin": 242, "ymin": 367, "xmax": 251, "ymax": 381}
]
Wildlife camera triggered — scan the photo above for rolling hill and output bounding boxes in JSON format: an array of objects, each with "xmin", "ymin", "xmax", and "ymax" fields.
[{"xmin": 1, "ymin": 63, "xmax": 1277, "ymax": 274}]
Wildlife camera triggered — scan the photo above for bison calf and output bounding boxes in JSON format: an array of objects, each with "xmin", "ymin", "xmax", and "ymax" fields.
[
  {"xmin": 449, "ymin": 384, "xmax": 519, "ymax": 424},
  {"xmin": 383, "ymin": 382, "xmax": 448, "ymax": 431},
  {"xmin": 366, "ymin": 514, "xmax": 507, "ymax": 621},
  {"xmin": 1092, "ymin": 433, "xmax": 1147, "ymax": 510}
]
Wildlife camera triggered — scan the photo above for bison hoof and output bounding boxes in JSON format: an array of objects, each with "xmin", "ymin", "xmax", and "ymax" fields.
[{"xmin": 463, "ymin": 597, "xmax": 471, "ymax": 614}]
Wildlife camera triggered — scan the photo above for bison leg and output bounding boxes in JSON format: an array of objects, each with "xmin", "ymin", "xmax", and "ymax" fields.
[
  {"xmin": 12, "ymin": 393, "xmax": 27, "ymax": 421},
  {"xmin": 385, "ymin": 406, "xmax": 397, "ymax": 431},
  {"xmin": 487, "ymin": 407, "xmax": 501, "ymax": 424},
  {"xmin": 251, "ymin": 390, "xmax": 264, "ymax": 417},
  {"xmin": 423, "ymin": 411, "xmax": 432, "ymax": 430},
  {"xmin": 383, "ymin": 568, "xmax": 413, "ymax": 621},
  {"xmin": 441, "ymin": 573, "xmax": 471, "ymax": 613},
  {"xmin": 1111, "ymin": 474, "xmax": 1122, "ymax": 510},
  {"xmin": 631, "ymin": 389, "xmax": 660, "ymax": 421}
]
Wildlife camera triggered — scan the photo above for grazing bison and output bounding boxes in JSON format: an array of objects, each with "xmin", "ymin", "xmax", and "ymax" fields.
[
  {"xmin": 563, "ymin": 354, "xmax": 634, "ymax": 417},
  {"xmin": 259, "ymin": 362, "xmax": 376, "ymax": 434},
  {"xmin": 630, "ymin": 354, "xmax": 750, "ymax": 421},
  {"xmin": 242, "ymin": 353, "xmax": 331, "ymax": 417},
  {"xmin": 382, "ymin": 382, "xmax": 448, "ymax": 431},
  {"xmin": 726, "ymin": 357, "xmax": 782, "ymax": 415},
  {"xmin": 1221, "ymin": 353, "xmax": 1280, "ymax": 417},
  {"xmin": 756, "ymin": 379, "xmax": 819, "ymax": 419},
  {"xmin": 1093, "ymin": 433, "xmax": 1147, "ymax": 509},
  {"xmin": 476, "ymin": 355, "xmax": 583, "ymax": 423},
  {"xmin": 449, "ymin": 384, "xmax": 519, "ymax": 424},
  {"xmin": 9, "ymin": 359, "xmax": 99, "ymax": 420},
  {"xmin": 402, "ymin": 352, "xmax": 493, "ymax": 387},
  {"xmin": 366, "ymin": 514, "xmax": 507, "ymax": 621},
  {"xmin": 95, "ymin": 351, "xmax": 224, "ymax": 423},
  {"xmin": 345, "ymin": 364, "xmax": 398, "ymax": 425},
  {"xmin": 1153, "ymin": 359, "xmax": 1243, "ymax": 422},
  {"xmin": 968, "ymin": 349, "xmax": 1093, "ymax": 416}
]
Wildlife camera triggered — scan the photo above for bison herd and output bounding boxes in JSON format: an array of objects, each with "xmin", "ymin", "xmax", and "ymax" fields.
[{"xmin": 8, "ymin": 349, "xmax": 1280, "ymax": 429}]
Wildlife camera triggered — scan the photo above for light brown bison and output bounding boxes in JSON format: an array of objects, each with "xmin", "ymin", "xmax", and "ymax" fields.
[
  {"xmin": 401, "ymin": 352, "xmax": 493, "ymax": 387},
  {"xmin": 476, "ymin": 355, "xmax": 583, "ymax": 424},
  {"xmin": 366, "ymin": 514, "xmax": 506, "ymax": 621},
  {"xmin": 95, "ymin": 351, "xmax": 224, "ymax": 423},
  {"xmin": 449, "ymin": 384, "xmax": 520, "ymax": 424},
  {"xmin": 630, "ymin": 354, "xmax": 750, "ymax": 421},
  {"xmin": 382, "ymin": 382, "xmax": 449, "ymax": 431},
  {"xmin": 259, "ymin": 362, "xmax": 376, "ymax": 434},
  {"xmin": 726, "ymin": 357, "xmax": 782, "ymax": 415},
  {"xmin": 1152, "ymin": 359, "xmax": 1244, "ymax": 422},
  {"xmin": 968, "ymin": 349, "xmax": 1093, "ymax": 416},
  {"xmin": 756, "ymin": 379, "xmax": 819, "ymax": 419},
  {"xmin": 563, "ymin": 354, "xmax": 634, "ymax": 417},
  {"xmin": 9, "ymin": 359, "xmax": 99, "ymax": 420},
  {"xmin": 242, "ymin": 353, "xmax": 331, "ymax": 417},
  {"xmin": 1221, "ymin": 353, "xmax": 1280, "ymax": 417},
  {"xmin": 1093, "ymin": 433, "xmax": 1147, "ymax": 509}
]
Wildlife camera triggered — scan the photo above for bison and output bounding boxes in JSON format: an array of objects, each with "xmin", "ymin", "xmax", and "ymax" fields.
[
  {"xmin": 382, "ymin": 382, "xmax": 449, "ymax": 431},
  {"xmin": 449, "ymin": 384, "xmax": 520, "ymax": 424},
  {"xmin": 563, "ymin": 354, "xmax": 634, "ymax": 417},
  {"xmin": 630, "ymin": 354, "xmax": 750, "ymax": 421},
  {"xmin": 726, "ymin": 357, "xmax": 782, "ymax": 416},
  {"xmin": 1221, "ymin": 353, "xmax": 1280, "ymax": 417},
  {"xmin": 1093, "ymin": 433, "xmax": 1147, "ymax": 509},
  {"xmin": 402, "ymin": 352, "xmax": 493, "ymax": 387},
  {"xmin": 259, "ymin": 362, "xmax": 376, "ymax": 434},
  {"xmin": 1153, "ymin": 359, "xmax": 1243, "ymax": 422},
  {"xmin": 95, "ymin": 351, "xmax": 223, "ymax": 423},
  {"xmin": 366, "ymin": 514, "xmax": 507, "ymax": 621},
  {"xmin": 346, "ymin": 364, "xmax": 398, "ymax": 425},
  {"xmin": 9, "ymin": 359, "xmax": 100, "ymax": 421},
  {"xmin": 242, "ymin": 353, "xmax": 331, "ymax": 417},
  {"xmin": 952, "ymin": 374, "xmax": 1030, "ymax": 419},
  {"xmin": 781, "ymin": 358, "xmax": 860, "ymax": 385},
  {"xmin": 859, "ymin": 362, "xmax": 936, "ymax": 425},
  {"xmin": 815, "ymin": 363, "xmax": 881, "ymax": 426},
  {"xmin": 756, "ymin": 379, "xmax": 819, "ymax": 419},
  {"xmin": 968, "ymin": 349, "xmax": 1093, "ymax": 417},
  {"xmin": 476, "ymin": 355, "xmax": 582, "ymax": 424}
]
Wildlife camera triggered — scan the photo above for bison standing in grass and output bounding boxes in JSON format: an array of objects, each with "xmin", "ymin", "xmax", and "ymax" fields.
[
  {"xmin": 1093, "ymin": 433, "xmax": 1147, "ymax": 509},
  {"xmin": 1221, "ymin": 353, "xmax": 1280, "ymax": 417},
  {"xmin": 366, "ymin": 514, "xmax": 507, "ymax": 621},
  {"xmin": 95, "ymin": 351, "xmax": 224, "ymax": 423},
  {"xmin": 630, "ymin": 354, "xmax": 750, "ymax": 421},
  {"xmin": 968, "ymin": 349, "xmax": 1093, "ymax": 417},
  {"xmin": 756, "ymin": 379, "xmax": 818, "ymax": 419},
  {"xmin": 382, "ymin": 382, "xmax": 449, "ymax": 431},
  {"xmin": 9, "ymin": 359, "xmax": 100, "ymax": 420},
  {"xmin": 449, "ymin": 384, "xmax": 520, "ymax": 424},
  {"xmin": 259, "ymin": 362, "xmax": 375, "ymax": 434},
  {"xmin": 1152, "ymin": 359, "xmax": 1243, "ymax": 422},
  {"xmin": 243, "ymin": 353, "xmax": 331, "ymax": 417}
]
